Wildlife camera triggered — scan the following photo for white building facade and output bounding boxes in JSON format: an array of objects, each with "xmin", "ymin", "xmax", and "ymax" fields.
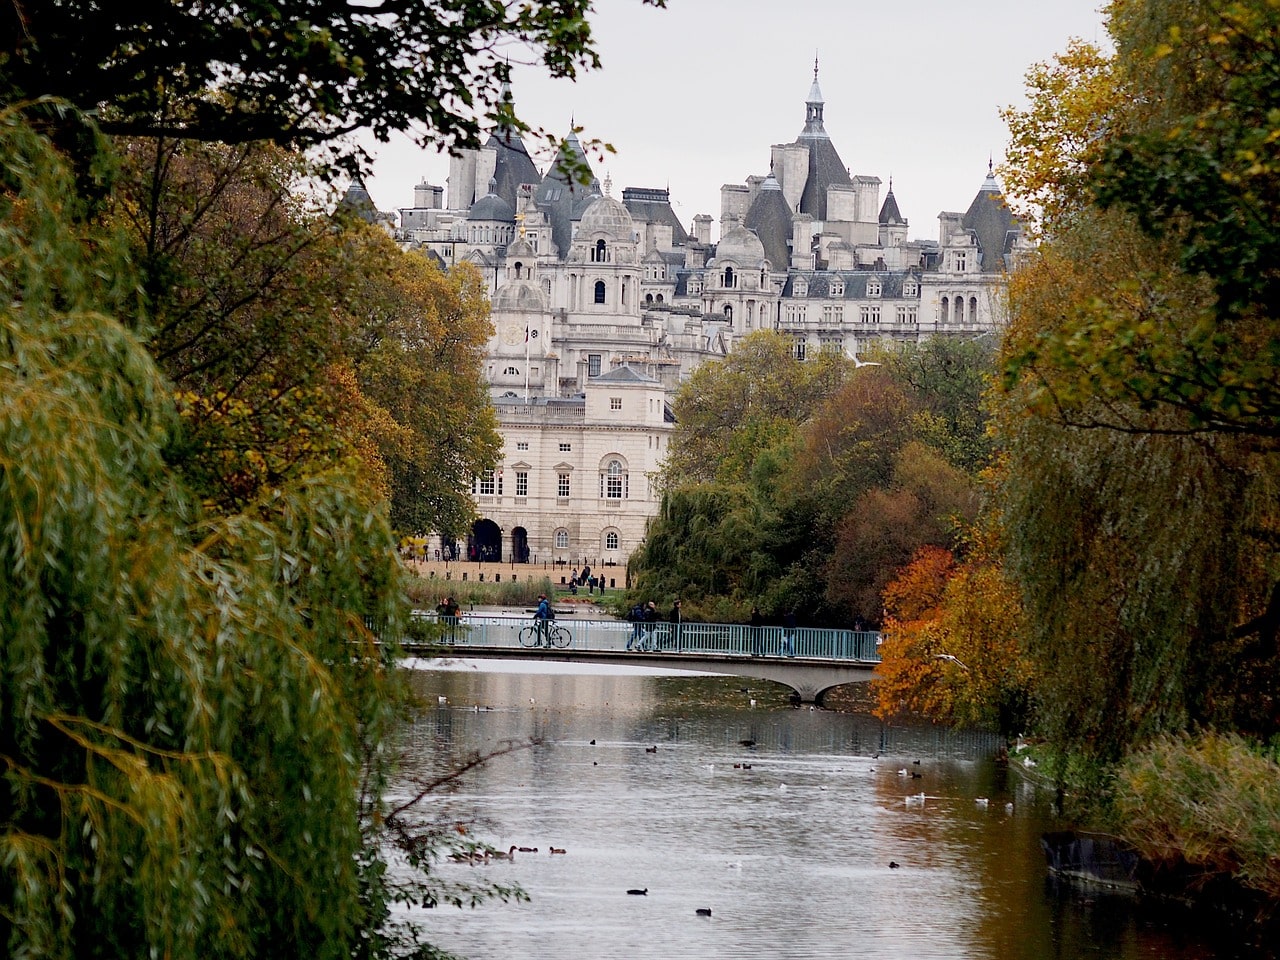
[{"xmin": 358, "ymin": 64, "xmax": 1026, "ymax": 564}]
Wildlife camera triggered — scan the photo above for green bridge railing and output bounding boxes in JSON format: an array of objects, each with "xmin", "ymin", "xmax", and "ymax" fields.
[{"xmin": 417, "ymin": 613, "xmax": 882, "ymax": 662}]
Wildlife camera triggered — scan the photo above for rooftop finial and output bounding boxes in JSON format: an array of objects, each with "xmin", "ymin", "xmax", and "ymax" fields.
[
  {"xmin": 814, "ymin": 52, "xmax": 819, "ymax": 82},
  {"xmin": 988, "ymin": 154, "xmax": 994, "ymax": 176}
]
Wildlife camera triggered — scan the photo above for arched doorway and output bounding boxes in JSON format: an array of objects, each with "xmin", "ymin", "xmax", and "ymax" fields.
[
  {"xmin": 470, "ymin": 518, "xmax": 501, "ymax": 562},
  {"xmin": 511, "ymin": 526, "xmax": 530, "ymax": 563}
]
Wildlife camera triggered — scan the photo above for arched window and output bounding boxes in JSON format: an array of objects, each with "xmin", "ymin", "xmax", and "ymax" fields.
[
  {"xmin": 594, "ymin": 280, "xmax": 607, "ymax": 304},
  {"xmin": 645, "ymin": 293, "xmax": 653, "ymax": 303},
  {"xmin": 656, "ymin": 293, "xmax": 664, "ymax": 303},
  {"xmin": 513, "ymin": 260, "xmax": 524, "ymax": 278},
  {"xmin": 600, "ymin": 459, "xmax": 628, "ymax": 499},
  {"xmin": 956, "ymin": 297, "xmax": 965, "ymax": 323},
  {"xmin": 969, "ymin": 296, "xmax": 978, "ymax": 321},
  {"xmin": 503, "ymin": 366, "xmax": 520, "ymax": 376},
  {"xmin": 940, "ymin": 296, "xmax": 949, "ymax": 322},
  {"xmin": 722, "ymin": 266, "xmax": 735, "ymax": 288},
  {"xmin": 555, "ymin": 529, "xmax": 569, "ymax": 549},
  {"xmin": 594, "ymin": 239, "xmax": 607, "ymax": 263},
  {"xmin": 605, "ymin": 531, "xmax": 620, "ymax": 551},
  {"xmin": 723, "ymin": 304, "xmax": 733, "ymax": 322}
]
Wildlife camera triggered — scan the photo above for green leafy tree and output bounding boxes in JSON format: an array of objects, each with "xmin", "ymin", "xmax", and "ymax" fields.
[
  {"xmin": 346, "ymin": 237, "xmax": 501, "ymax": 537},
  {"xmin": 996, "ymin": 0, "xmax": 1280, "ymax": 763},
  {"xmin": 664, "ymin": 331, "xmax": 850, "ymax": 487},
  {"xmin": 0, "ymin": 108, "xmax": 408, "ymax": 960},
  {"xmin": 1, "ymin": 0, "xmax": 664, "ymax": 165}
]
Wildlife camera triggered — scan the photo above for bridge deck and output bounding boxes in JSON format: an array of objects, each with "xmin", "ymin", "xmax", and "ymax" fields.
[{"xmin": 401, "ymin": 614, "xmax": 882, "ymax": 704}]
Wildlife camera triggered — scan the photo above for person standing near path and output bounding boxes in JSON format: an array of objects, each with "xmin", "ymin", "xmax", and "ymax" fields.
[
  {"xmin": 668, "ymin": 599, "xmax": 682, "ymax": 651},
  {"xmin": 749, "ymin": 606, "xmax": 763, "ymax": 656}
]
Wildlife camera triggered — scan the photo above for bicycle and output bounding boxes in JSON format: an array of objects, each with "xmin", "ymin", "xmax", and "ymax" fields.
[{"xmin": 518, "ymin": 621, "xmax": 571, "ymax": 649}]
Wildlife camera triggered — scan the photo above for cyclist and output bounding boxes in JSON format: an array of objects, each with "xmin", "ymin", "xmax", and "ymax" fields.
[{"xmin": 534, "ymin": 593, "xmax": 553, "ymax": 646}]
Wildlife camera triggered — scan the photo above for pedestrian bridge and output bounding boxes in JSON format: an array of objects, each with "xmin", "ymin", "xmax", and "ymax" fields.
[{"xmin": 400, "ymin": 613, "xmax": 882, "ymax": 705}]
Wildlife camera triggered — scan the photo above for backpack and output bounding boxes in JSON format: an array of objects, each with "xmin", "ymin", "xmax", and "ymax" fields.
[{"xmin": 629, "ymin": 604, "xmax": 644, "ymax": 622}]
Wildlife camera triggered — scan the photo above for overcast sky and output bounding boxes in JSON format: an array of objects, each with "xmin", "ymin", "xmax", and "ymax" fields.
[{"xmin": 360, "ymin": 0, "xmax": 1109, "ymax": 244}]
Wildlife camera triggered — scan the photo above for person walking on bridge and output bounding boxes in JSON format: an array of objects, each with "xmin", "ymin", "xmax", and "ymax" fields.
[
  {"xmin": 643, "ymin": 601, "xmax": 659, "ymax": 651},
  {"xmin": 668, "ymin": 599, "xmax": 682, "ymax": 652},
  {"xmin": 626, "ymin": 600, "xmax": 645, "ymax": 651},
  {"xmin": 534, "ymin": 593, "xmax": 553, "ymax": 647}
]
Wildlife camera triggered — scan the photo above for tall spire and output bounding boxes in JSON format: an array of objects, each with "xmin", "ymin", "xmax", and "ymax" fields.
[{"xmin": 803, "ymin": 54, "xmax": 826, "ymax": 137}]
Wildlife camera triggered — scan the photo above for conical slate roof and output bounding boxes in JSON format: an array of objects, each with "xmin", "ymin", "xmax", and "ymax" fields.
[
  {"xmin": 337, "ymin": 176, "xmax": 378, "ymax": 223},
  {"xmin": 879, "ymin": 184, "xmax": 905, "ymax": 225},
  {"xmin": 536, "ymin": 130, "xmax": 595, "ymax": 259},
  {"xmin": 961, "ymin": 164, "xmax": 1019, "ymax": 272},
  {"xmin": 793, "ymin": 63, "xmax": 852, "ymax": 222},
  {"xmin": 744, "ymin": 174, "xmax": 792, "ymax": 270}
]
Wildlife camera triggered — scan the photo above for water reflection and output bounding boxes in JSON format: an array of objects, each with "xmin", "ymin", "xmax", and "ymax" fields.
[{"xmin": 392, "ymin": 661, "xmax": 1239, "ymax": 960}]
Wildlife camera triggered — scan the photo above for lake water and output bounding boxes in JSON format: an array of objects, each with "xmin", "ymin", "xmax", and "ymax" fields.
[{"xmin": 392, "ymin": 659, "xmax": 1260, "ymax": 960}]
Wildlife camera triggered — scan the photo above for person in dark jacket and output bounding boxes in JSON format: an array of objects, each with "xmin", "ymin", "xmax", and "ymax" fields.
[{"xmin": 643, "ymin": 601, "xmax": 659, "ymax": 650}]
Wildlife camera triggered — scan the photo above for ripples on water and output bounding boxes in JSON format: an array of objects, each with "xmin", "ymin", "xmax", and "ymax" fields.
[{"xmin": 390, "ymin": 660, "xmax": 1243, "ymax": 960}]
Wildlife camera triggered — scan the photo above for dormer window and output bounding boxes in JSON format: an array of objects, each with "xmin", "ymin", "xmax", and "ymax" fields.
[
  {"xmin": 903, "ymin": 279, "xmax": 919, "ymax": 297},
  {"xmin": 830, "ymin": 279, "xmax": 844, "ymax": 297},
  {"xmin": 952, "ymin": 252, "xmax": 967, "ymax": 272},
  {"xmin": 793, "ymin": 278, "xmax": 809, "ymax": 297},
  {"xmin": 866, "ymin": 279, "xmax": 881, "ymax": 297}
]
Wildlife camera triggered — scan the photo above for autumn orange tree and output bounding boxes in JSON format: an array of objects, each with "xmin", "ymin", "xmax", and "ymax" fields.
[{"xmin": 873, "ymin": 534, "xmax": 1030, "ymax": 735}]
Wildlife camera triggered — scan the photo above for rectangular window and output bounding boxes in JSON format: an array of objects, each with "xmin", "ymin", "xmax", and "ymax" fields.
[
  {"xmin": 477, "ymin": 469, "xmax": 496, "ymax": 496},
  {"xmin": 516, "ymin": 441, "xmax": 529, "ymax": 451},
  {"xmin": 588, "ymin": 354, "xmax": 602, "ymax": 377},
  {"xmin": 610, "ymin": 397, "xmax": 622, "ymax": 411},
  {"xmin": 794, "ymin": 339, "xmax": 807, "ymax": 361},
  {"xmin": 515, "ymin": 471, "xmax": 528, "ymax": 497},
  {"xmin": 557, "ymin": 473, "xmax": 570, "ymax": 498},
  {"xmin": 559, "ymin": 442, "xmax": 572, "ymax": 452}
]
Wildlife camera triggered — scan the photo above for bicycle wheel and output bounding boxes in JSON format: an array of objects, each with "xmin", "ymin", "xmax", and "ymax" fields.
[
  {"xmin": 518, "ymin": 624, "xmax": 541, "ymax": 648},
  {"xmin": 550, "ymin": 625, "xmax": 572, "ymax": 649}
]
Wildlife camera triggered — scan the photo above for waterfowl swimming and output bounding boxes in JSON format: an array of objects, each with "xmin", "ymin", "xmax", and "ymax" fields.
[
  {"xmin": 889, "ymin": 861, "xmax": 901, "ymax": 869},
  {"xmin": 739, "ymin": 739, "xmax": 756, "ymax": 747},
  {"xmin": 517, "ymin": 846, "xmax": 538, "ymax": 853},
  {"xmin": 627, "ymin": 888, "xmax": 648, "ymax": 896},
  {"xmin": 486, "ymin": 845, "xmax": 518, "ymax": 861},
  {"xmin": 695, "ymin": 908, "xmax": 712, "ymax": 916},
  {"xmin": 975, "ymin": 798, "xmax": 989, "ymax": 808},
  {"xmin": 549, "ymin": 847, "xmax": 567, "ymax": 855},
  {"xmin": 645, "ymin": 745, "xmax": 657, "ymax": 753}
]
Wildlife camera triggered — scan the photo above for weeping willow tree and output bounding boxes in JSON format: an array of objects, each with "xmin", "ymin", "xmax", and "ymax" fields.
[
  {"xmin": 0, "ymin": 108, "xmax": 419, "ymax": 959},
  {"xmin": 997, "ymin": 0, "xmax": 1280, "ymax": 766}
]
